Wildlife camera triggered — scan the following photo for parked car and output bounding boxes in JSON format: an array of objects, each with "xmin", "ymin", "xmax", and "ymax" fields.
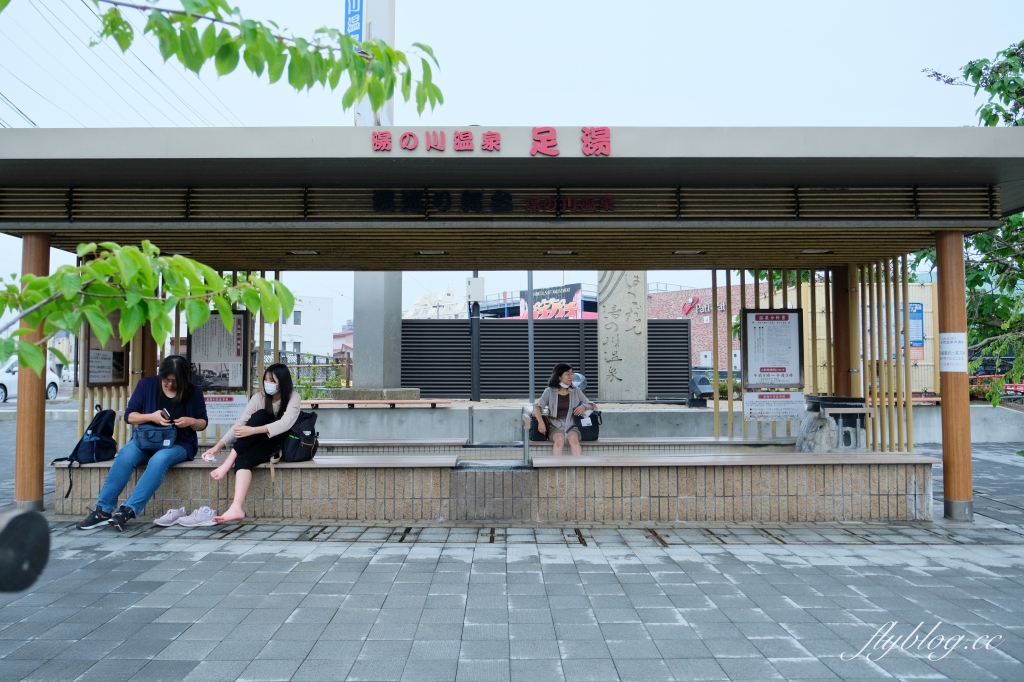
[{"xmin": 0, "ymin": 358, "xmax": 61, "ymax": 402}]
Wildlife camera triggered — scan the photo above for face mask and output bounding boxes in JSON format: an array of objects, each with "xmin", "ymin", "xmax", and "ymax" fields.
[
  {"xmin": 559, "ymin": 381, "xmax": 571, "ymax": 388},
  {"xmin": 264, "ymin": 382, "xmax": 279, "ymax": 395}
]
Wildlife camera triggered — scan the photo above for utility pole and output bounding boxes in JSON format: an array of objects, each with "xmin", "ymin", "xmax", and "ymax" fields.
[
  {"xmin": 470, "ymin": 271, "xmax": 481, "ymax": 402},
  {"xmin": 527, "ymin": 272, "xmax": 535, "ymax": 402}
]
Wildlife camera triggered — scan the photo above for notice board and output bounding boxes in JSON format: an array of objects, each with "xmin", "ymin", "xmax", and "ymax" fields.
[
  {"xmin": 86, "ymin": 311, "xmax": 128, "ymax": 388},
  {"xmin": 741, "ymin": 309, "xmax": 804, "ymax": 389},
  {"xmin": 187, "ymin": 311, "xmax": 250, "ymax": 391}
]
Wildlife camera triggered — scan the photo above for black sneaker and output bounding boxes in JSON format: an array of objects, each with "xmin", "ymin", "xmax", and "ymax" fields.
[
  {"xmin": 77, "ymin": 507, "xmax": 112, "ymax": 530},
  {"xmin": 109, "ymin": 506, "xmax": 136, "ymax": 532}
]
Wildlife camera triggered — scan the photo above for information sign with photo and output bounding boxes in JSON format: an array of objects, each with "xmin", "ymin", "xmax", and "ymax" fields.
[
  {"xmin": 187, "ymin": 311, "xmax": 250, "ymax": 391},
  {"xmin": 86, "ymin": 311, "xmax": 128, "ymax": 387},
  {"xmin": 741, "ymin": 309, "xmax": 804, "ymax": 389}
]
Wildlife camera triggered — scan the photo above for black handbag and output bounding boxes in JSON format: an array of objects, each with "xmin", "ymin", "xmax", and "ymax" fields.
[
  {"xmin": 529, "ymin": 415, "xmax": 550, "ymax": 442},
  {"xmin": 574, "ymin": 410, "xmax": 602, "ymax": 441},
  {"xmin": 133, "ymin": 423, "xmax": 177, "ymax": 451}
]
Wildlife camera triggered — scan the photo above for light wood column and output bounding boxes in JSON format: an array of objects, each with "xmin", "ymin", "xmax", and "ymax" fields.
[
  {"xmin": 936, "ymin": 231, "xmax": 972, "ymax": 521},
  {"xmin": 15, "ymin": 234, "xmax": 50, "ymax": 511},
  {"xmin": 847, "ymin": 265, "xmax": 862, "ymax": 398},
  {"xmin": 830, "ymin": 266, "xmax": 851, "ymax": 395}
]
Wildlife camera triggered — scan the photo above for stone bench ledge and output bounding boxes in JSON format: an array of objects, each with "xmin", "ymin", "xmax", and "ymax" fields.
[
  {"xmin": 50, "ymin": 455, "xmax": 460, "ymax": 469},
  {"xmin": 529, "ymin": 453, "xmax": 940, "ymax": 467},
  {"xmin": 528, "ymin": 436, "xmax": 797, "ymax": 447}
]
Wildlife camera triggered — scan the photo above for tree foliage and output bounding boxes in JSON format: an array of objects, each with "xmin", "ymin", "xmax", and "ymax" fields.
[
  {"xmin": 0, "ymin": 242, "xmax": 293, "ymax": 375},
  {"xmin": 0, "ymin": 0, "xmax": 442, "ymax": 116},
  {"xmin": 924, "ymin": 41, "xmax": 1024, "ymax": 127},
  {"xmin": 924, "ymin": 43, "xmax": 1024, "ymax": 403}
]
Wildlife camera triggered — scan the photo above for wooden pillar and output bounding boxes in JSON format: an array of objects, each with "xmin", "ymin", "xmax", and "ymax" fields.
[
  {"xmin": 141, "ymin": 322, "xmax": 158, "ymax": 378},
  {"xmin": 831, "ymin": 266, "xmax": 851, "ymax": 395},
  {"xmin": 936, "ymin": 231, "xmax": 973, "ymax": 521},
  {"xmin": 15, "ymin": 234, "xmax": 50, "ymax": 511}
]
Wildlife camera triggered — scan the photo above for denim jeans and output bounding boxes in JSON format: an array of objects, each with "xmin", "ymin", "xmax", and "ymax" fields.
[{"xmin": 96, "ymin": 439, "xmax": 187, "ymax": 515}]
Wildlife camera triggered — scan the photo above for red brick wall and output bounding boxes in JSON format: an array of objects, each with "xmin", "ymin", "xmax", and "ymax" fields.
[{"xmin": 647, "ymin": 283, "xmax": 767, "ymax": 369}]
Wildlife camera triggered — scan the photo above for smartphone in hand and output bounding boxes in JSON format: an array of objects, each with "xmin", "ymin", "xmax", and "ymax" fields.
[{"xmin": 160, "ymin": 408, "xmax": 171, "ymax": 421}]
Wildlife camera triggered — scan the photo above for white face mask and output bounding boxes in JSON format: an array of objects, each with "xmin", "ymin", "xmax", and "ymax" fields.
[
  {"xmin": 264, "ymin": 382, "xmax": 279, "ymax": 395},
  {"xmin": 559, "ymin": 381, "xmax": 571, "ymax": 388}
]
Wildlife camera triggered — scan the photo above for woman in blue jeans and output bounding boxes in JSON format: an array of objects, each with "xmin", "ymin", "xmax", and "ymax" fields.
[{"xmin": 77, "ymin": 355, "xmax": 208, "ymax": 531}]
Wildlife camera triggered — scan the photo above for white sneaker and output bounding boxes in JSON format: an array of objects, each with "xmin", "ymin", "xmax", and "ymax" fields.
[
  {"xmin": 153, "ymin": 507, "xmax": 186, "ymax": 527},
  {"xmin": 176, "ymin": 506, "xmax": 217, "ymax": 527}
]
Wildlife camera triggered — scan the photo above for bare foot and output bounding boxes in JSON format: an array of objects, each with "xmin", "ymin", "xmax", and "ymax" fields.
[
  {"xmin": 210, "ymin": 465, "xmax": 230, "ymax": 481},
  {"xmin": 214, "ymin": 507, "xmax": 245, "ymax": 523}
]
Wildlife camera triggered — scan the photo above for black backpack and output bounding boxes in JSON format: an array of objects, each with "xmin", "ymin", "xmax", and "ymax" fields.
[
  {"xmin": 52, "ymin": 407, "xmax": 118, "ymax": 498},
  {"xmin": 279, "ymin": 410, "xmax": 319, "ymax": 463}
]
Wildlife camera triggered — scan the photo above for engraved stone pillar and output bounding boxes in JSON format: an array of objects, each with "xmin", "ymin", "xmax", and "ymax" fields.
[{"xmin": 598, "ymin": 271, "xmax": 647, "ymax": 401}]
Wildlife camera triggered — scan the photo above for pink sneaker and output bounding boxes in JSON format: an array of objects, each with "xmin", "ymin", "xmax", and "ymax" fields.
[
  {"xmin": 153, "ymin": 507, "xmax": 186, "ymax": 527},
  {"xmin": 176, "ymin": 506, "xmax": 217, "ymax": 527}
]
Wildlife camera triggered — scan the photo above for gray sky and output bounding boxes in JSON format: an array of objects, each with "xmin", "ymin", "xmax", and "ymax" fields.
[{"xmin": 1, "ymin": 0, "xmax": 1019, "ymax": 328}]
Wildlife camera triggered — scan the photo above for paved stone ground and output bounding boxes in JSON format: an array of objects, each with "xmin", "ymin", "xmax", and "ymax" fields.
[{"xmin": 1, "ymin": 427, "xmax": 1023, "ymax": 680}]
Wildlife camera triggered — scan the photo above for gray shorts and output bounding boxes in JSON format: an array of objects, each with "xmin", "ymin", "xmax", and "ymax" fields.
[{"xmin": 549, "ymin": 426, "xmax": 581, "ymax": 441}]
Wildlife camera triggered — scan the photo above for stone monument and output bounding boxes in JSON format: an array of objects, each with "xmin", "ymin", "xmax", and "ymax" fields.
[{"xmin": 598, "ymin": 271, "xmax": 647, "ymax": 401}]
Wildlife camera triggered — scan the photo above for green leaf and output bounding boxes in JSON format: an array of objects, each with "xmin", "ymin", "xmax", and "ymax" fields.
[
  {"xmin": 118, "ymin": 303, "xmax": 145, "ymax": 341},
  {"xmin": 49, "ymin": 346, "xmax": 69, "ymax": 367},
  {"xmin": 200, "ymin": 22, "xmax": 216, "ymax": 57},
  {"xmin": 341, "ymin": 83, "xmax": 357, "ymax": 110},
  {"xmin": 401, "ymin": 69, "xmax": 411, "ymax": 101},
  {"xmin": 412, "ymin": 42, "xmax": 439, "ymax": 67},
  {"xmin": 255, "ymin": 279, "xmax": 279, "ymax": 323},
  {"xmin": 239, "ymin": 287, "xmax": 261, "ymax": 313},
  {"xmin": 415, "ymin": 81, "xmax": 426, "ymax": 114},
  {"xmin": 287, "ymin": 48, "xmax": 306, "ymax": 90},
  {"xmin": 83, "ymin": 307, "xmax": 113, "ymax": 346},
  {"xmin": 274, "ymin": 281, "xmax": 295, "ymax": 318},
  {"xmin": 0, "ymin": 0, "xmax": 12, "ymax": 14},
  {"xmin": 59, "ymin": 272, "xmax": 82, "ymax": 300},
  {"xmin": 76, "ymin": 243, "xmax": 98, "ymax": 258},
  {"xmin": 243, "ymin": 45, "xmax": 265, "ymax": 76},
  {"xmin": 215, "ymin": 42, "xmax": 240, "ymax": 75},
  {"xmin": 184, "ymin": 298, "xmax": 210, "ymax": 331},
  {"xmin": 211, "ymin": 295, "xmax": 233, "ymax": 328},
  {"xmin": 367, "ymin": 78, "xmax": 384, "ymax": 112},
  {"xmin": 18, "ymin": 342, "xmax": 45, "ymax": 375},
  {"xmin": 0, "ymin": 337, "xmax": 15, "ymax": 365},
  {"xmin": 178, "ymin": 24, "xmax": 205, "ymax": 73}
]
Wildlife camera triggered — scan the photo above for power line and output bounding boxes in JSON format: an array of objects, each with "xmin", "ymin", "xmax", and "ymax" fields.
[
  {"xmin": 26, "ymin": 0, "xmax": 158, "ymax": 125},
  {"xmin": 0, "ymin": 63, "xmax": 83, "ymax": 126},
  {"xmin": 0, "ymin": 25, "xmax": 104, "ymax": 126},
  {"xmin": 120, "ymin": 4, "xmax": 244, "ymax": 126},
  {"xmin": 0, "ymin": 13, "xmax": 128, "ymax": 125},
  {"xmin": 65, "ymin": 0, "xmax": 210, "ymax": 126},
  {"xmin": 0, "ymin": 88, "xmax": 38, "ymax": 127}
]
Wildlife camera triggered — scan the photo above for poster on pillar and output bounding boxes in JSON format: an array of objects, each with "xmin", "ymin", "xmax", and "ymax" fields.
[
  {"xmin": 939, "ymin": 332, "xmax": 968, "ymax": 372},
  {"xmin": 187, "ymin": 311, "xmax": 250, "ymax": 391},
  {"xmin": 598, "ymin": 271, "xmax": 647, "ymax": 401},
  {"xmin": 741, "ymin": 309, "xmax": 804, "ymax": 389},
  {"xmin": 86, "ymin": 311, "xmax": 128, "ymax": 387}
]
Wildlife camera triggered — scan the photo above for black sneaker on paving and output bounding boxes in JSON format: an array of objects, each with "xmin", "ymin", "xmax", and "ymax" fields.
[
  {"xmin": 77, "ymin": 507, "xmax": 112, "ymax": 530},
  {"xmin": 109, "ymin": 506, "xmax": 136, "ymax": 532}
]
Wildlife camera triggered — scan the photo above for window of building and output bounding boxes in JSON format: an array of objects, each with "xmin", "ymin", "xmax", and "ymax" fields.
[
  {"xmin": 264, "ymin": 341, "xmax": 271, "ymax": 351},
  {"xmin": 293, "ymin": 342, "xmax": 301, "ymax": 353},
  {"xmin": 294, "ymin": 311, "xmax": 302, "ymax": 325}
]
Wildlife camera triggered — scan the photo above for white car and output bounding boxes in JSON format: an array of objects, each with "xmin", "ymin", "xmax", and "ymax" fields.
[{"xmin": 0, "ymin": 358, "xmax": 61, "ymax": 402}]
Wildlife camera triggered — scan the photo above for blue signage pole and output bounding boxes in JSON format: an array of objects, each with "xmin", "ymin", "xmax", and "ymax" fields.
[{"xmin": 345, "ymin": 0, "xmax": 364, "ymax": 42}]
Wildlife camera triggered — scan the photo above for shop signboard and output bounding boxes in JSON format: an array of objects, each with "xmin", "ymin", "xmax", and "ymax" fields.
[
  {"xmin": 908, "ymin": 302, "xmax": 925, "ymax": 361},
  {"xmin": 741, "ymin": 309, "xmax": 804, "ymax": 389},
  {"xmin": 187, "ymin": 311, "xmax": 250, "ymax": 391},
  {"xmin": 518, "ymin": 283, "xmax": 588, "ymax": 319},
  {"xmin": 743, "ymin": 391, "xmax": 806, "ymax": 422}
]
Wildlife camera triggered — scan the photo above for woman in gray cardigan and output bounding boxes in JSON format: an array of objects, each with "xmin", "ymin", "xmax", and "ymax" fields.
[{"xmin": 533, "ymin": 363, "xmax": 596, "ymax": 456}]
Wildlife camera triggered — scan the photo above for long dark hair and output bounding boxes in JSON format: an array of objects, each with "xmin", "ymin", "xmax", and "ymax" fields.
[
  {"xmin": 158, "ymin": 355, "xmax": 192, "ymax": 404},
  {"xmin": 263, "ymin": 363, "xmax": 293, "ymax": 419},
  {"xmin": 548, "ymin": 363, "xmax": 573, "ymax": 389}
]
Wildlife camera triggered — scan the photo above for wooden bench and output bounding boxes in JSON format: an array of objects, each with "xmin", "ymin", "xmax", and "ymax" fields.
[{"xmin": 303, "ymin": 399, "xmax": 452, "ymax": 409}]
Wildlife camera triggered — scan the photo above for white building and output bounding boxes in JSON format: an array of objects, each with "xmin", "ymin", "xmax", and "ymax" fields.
[
  {"xmin": 402, "ymin": 289, "xmax": 467, "ymax": 319},
  {"xmin": 263, "ymin": 295, "xmax": 333, "ymax": 358}
]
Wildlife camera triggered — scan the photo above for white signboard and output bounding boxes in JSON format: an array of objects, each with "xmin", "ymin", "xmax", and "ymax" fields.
[
  {"xmin": 88, "ymin": 349, "xmax": 113, "ymax": 384},
  {"xmin": 743, "ymin": 310, "xmax": 803, "ymax": 388},
  {"xmin": 204, "ymin": 395, "xmax": 249, "ymax": 424},
  {"xmin": 190, "ymin": 312, "xmax": 247, "ymax": 390},
  {"xmin": 939, "ymin": 332, "xmax": 968, "ymax": 372},
  {"xmin": 743, "ymin": 392, "xmax": 806, "ymax": 422}
]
